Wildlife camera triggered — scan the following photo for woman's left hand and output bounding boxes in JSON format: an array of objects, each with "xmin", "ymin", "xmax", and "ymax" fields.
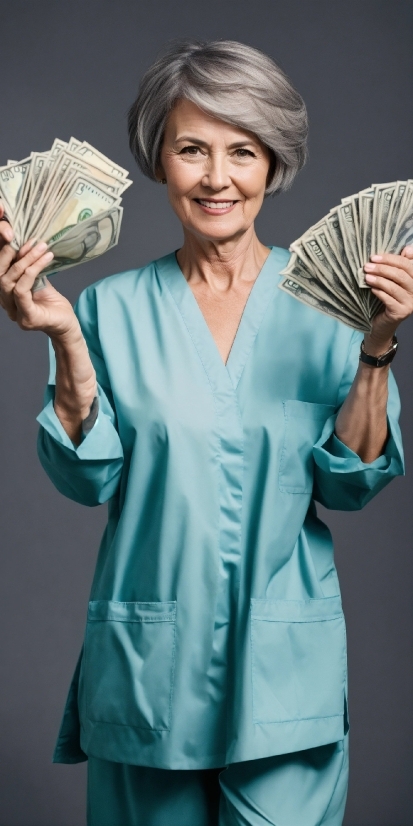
[{"xmin": 364, "ymin": 245, "xmax": 413, "ymax": 353}]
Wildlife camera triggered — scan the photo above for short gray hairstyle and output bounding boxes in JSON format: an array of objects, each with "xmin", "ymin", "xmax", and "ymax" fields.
[{"xmin": 128, "ymin": 40, "xmax": 308, "ymax": 195}]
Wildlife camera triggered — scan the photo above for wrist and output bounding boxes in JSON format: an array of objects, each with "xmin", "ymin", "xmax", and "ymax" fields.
[
  {"xmin": 49, "ymin": 320, "xmax": 84, "ymax": 350},
  {"xmin": 363, "ymin": 333, "xmax": 394, "ymax": 358},
  {"xmin": 54, "ymin": 379, "xmax": 97, "ymax": 422}
]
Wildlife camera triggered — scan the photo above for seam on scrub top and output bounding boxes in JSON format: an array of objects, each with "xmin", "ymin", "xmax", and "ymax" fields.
[
  {"xmin": 279, "ymin": 405, "xmax": 312, "ymax": 494},
  {"xmin": 250, "ymin": 616, "xmax": 343, "ymax": 623},
  {"xmin": 87, "ymin": 616, "xmax": 175, "ymax": 622},
  {"xmin": 253, "ymin": 713, "xmax": 344, "ymax": 725},
  {"xmin": 161, "ymin": 272, "xmax": 225, "ymax": 624}
]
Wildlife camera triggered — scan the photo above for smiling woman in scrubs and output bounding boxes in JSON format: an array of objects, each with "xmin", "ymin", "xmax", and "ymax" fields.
[{"xmin": 0, "ymin": 40, "xmax": 412, "ymax": 826}]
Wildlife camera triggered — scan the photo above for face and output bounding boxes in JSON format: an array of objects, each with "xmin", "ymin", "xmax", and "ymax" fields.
[{"xmin": 159, "ymin": 99, "xmax": 271, "ymax": 244}]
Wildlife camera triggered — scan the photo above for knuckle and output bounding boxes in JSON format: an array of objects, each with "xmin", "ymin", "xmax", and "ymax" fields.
[
  {"xmin": 18, "ymin": 315, "xmax": 33, "ymax": 331},
  {"xmin": 13, "ymin": 284, "xmax": 25, "ymax": 299}
]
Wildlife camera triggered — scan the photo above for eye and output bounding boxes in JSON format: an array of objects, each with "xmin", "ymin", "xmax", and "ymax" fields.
[
  {"xmin": 234, "ymin": 148, "xmax": 255, "ymax": 158},
  {"xmin": 180, "ymin": 145, "xmax": 201, "ymax": 155}
]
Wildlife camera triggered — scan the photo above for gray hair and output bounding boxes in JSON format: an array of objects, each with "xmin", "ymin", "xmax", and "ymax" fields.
[{"xmin": 128, "ymin": 40, "xmax": 308, "ymax": 196}]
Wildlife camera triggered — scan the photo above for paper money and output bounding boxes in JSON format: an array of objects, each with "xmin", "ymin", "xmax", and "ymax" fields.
[
  {"xmin": 0, "ymin": 137, "xmax": 131, "ymax": 289},
  {"xmin": 279, "ymin": 180, "xmax": 413, "ymax": 333}
]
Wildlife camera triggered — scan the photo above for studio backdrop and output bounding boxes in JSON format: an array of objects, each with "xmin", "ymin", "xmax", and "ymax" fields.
[{"xmin": 0, "ymin": 2, "xmax": 412, "ymax": 825}]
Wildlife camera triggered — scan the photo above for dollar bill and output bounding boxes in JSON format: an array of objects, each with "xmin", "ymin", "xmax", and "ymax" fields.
[
  {"xmin": 37, "ymin": 175, "xmax": 121, "ymax": 244},
  {"xmin": 280, "ymin": 251, "xmax": 370, "ymax": 328},
  {"xmin": 75, "ymin": 141, "xmax": 129, "ymax": 179},
  {"xmin": 292, "ymin": 232, "xmax": 368, "ymax": 326},
  {"xmin": 375, "ymin": 183, "xmax": 396, "ymax": 252},
  {"xmin": 279, "ymin": 276, "xmax": 371, "ymax": 332},
  {"xmin": 34, "ymin": 204, "xmax": 123, "ymax": 284},
  {"xmin": 0, "ymin": 136, "xmax": 130, "ymax": 287},
  {"xmin": 0, "ymin": 158, "xmax": 31, "ymax": 219},
  {"xmin": 278, "ymin": 178, "xmax": 413, "ymax": 332}
]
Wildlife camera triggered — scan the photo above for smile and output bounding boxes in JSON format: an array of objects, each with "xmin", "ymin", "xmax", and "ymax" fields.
[{"xmin": 195, "ymin": 199, "xmax": 238, "ymax": 214}]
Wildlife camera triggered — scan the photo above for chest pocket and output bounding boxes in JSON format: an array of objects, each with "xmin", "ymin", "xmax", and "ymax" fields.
[{"xmin": 279, "ymin": 400, "xmax": 336, "ymax": 494}]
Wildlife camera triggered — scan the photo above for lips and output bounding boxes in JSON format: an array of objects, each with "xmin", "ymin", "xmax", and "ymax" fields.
[
  {"xmin": 197, "ymin": 200, "xmax": 235, "ymax": 209},
  {"xmin": 194, "ymin": 199, "xmax": 238, "ymax": 214}
]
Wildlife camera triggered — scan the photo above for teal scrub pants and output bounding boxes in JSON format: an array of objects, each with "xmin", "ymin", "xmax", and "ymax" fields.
[{"xmin": 87, "ymin": 736, "xmax": 348, "ymax": 826}]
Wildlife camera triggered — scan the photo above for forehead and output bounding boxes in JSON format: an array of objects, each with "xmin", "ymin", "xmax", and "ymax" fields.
[{"xmin": 164, "ymin": 98, "xmax": 261, "ymax": 145}]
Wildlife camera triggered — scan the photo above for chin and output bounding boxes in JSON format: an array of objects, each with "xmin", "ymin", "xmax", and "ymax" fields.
[{"xmin": 190, "ymin": 221, "xmax": 246, "ymax": 242}]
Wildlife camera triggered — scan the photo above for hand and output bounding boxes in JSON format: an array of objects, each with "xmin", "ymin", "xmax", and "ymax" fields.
[
  {"xmin": 363, "ymin": 245, "xmax": 413, "ymax": 355},
  {"xmin": 0, "ymin": 202, "xmax": 79, "ymax": 339}
]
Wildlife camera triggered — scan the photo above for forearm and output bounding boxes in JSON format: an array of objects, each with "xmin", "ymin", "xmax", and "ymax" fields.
[
  {"xmin": 335, "ymin": 335, "xmax": 392, "ymax": 463},
  {"xmin": 51, "ymin": 322, "xmax": 97, "ymax": 445}
]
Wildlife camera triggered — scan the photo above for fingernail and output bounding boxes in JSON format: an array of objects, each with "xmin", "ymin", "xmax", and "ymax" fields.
[
  {"xmin": 365, "ymin": 273, "xmax": 377, "ymax": 283},
  {"xmin": 4, "ymin": 226, "xmax": 13, "ymax": 241},
  {"xmin": 371, "ymin": 255, "xmax": 383, "ymax": 262},
  {"xmin": 35, "ymin": 242, "xmax": 48, "ymax": 253},
  {"xmin": 364, "ymin": 262, "xmax": 376, "ymax": 270},
  {"xmin": 404, "ymin": 245, "xmax": 413, "ymax": 254},
  {"xmin": 43, "ymin": 251, "xmax": 54, "ymax": 262}
]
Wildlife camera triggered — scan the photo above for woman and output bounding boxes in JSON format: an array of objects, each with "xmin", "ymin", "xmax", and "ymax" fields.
[{"xmin": 0, "ymin": 40, "xmax": 410, "ymax": 826}]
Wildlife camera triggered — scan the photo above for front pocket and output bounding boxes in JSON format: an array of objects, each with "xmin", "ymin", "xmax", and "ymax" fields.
[
  {"xmin": 279, "ymin": 400, "xmax": 335, "ymax": 493},
  {"xmin": 251, "ymin": 597, "xmax": 346, "ymax": 724},
  {"xmin": 84, "ymin": 600, "xmax": 176, "ymax": 731}
]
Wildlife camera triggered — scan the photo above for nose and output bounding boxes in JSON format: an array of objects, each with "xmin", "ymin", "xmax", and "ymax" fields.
[{"xmin": 201, "ymin": 151, "xmax": 231, "ymax": 191}]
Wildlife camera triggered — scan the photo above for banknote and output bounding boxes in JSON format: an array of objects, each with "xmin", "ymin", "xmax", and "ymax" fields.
[
  {"xmin": 291, "ymin": 233, "xmax": 368, "ymax": 326},
  {"xmin": 279, "ymin": 277, "xmax": 371, "ymax": 332},
  {"xmin": 279, "ymin": 179, "xmax": 413, "ymax": 332},
  {"xmin": 0, "ymin": 136, "xmax": 130, "ymax": 288}
]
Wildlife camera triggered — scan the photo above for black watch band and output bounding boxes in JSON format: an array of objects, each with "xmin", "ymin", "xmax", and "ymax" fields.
[{"xmin": 359, "ymin": 335, "xmax": 398, "ymax": 367}]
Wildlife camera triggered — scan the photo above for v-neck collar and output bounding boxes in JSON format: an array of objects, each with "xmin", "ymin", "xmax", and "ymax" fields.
[{"xmin": 156, "ymin": 246, "xmax": 286, "ymax": 392}]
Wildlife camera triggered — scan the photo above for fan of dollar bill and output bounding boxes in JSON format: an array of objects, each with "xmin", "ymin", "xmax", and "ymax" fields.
[
  {"xmin": 0, "ymin": 137, "xmax": 132, "ymax": 289},
  {"xmin": 279, "ymin": 180, "xmax": 413, "ymax": 332}
]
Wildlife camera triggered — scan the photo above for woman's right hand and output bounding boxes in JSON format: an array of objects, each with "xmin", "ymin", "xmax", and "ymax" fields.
[
  {"xmin": 0, "ymin": 203, "xmax": 79, "ymax": 338},
  {"xmin": 0, "ymin": 203, "xmax": 97, "ymax": 443}
]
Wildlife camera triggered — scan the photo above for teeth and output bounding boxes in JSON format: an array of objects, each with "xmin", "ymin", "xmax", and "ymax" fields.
[{"xmin": 198, "ymin": 200, "xmax": 234, "ymax": 209}]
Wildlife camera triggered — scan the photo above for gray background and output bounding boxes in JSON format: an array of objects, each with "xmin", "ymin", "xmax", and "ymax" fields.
[{"xmin": 0, "ymin": 1, "xmax": 412, "ymax": 824}]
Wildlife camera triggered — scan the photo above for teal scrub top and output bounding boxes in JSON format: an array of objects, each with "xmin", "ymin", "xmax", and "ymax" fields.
[{"xmin": 37, "ymin": 246, "xmax": 404, "ymax": 770}]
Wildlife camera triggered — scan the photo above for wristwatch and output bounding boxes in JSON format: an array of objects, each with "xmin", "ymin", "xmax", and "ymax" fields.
[{"xmin": 359, "ymin": 335, "xmax": 398, "ymax": 367}]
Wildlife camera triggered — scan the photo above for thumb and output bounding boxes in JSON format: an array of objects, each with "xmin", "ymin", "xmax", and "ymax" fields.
[{"xmin": 401, "ymin": 244, "xmax": 413, "ymax": 259}]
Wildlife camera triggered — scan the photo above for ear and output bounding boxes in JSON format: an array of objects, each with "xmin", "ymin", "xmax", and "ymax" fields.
[
  {"xmin": 266, "ymin": 151, "xmax": 277, "ymax": 189},
  {"xmin": 155, "ymin": 154, "xmax": 166, "ymax": 184}
]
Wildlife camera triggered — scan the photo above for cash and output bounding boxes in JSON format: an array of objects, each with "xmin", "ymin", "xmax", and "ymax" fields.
[
  {"xmin": 279, "ymin": 180, "xmax": 413, "ymax": 332},
  {"xmin": 0, "ymin": 138, "xmax": 132, "ymax": 289}
]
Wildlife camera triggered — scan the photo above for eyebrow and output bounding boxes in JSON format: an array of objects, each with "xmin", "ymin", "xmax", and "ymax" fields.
[{"xmin": 174, "ymin": 136, "xmax": 258, "ymax": 149}]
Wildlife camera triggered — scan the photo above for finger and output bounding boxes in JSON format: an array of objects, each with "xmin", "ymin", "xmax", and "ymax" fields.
[
  {"xmin": 2, "ymin": 250, "xmax": 54, "ymax": 321},
  {"xmin": 369, "ymin": 252, "xmax": 413, "ymax": 277},
  {"xmin": 13, "ymin": 251, "xmax": 54, "ymax": 304},
  {"xmin": 0, "ymin": 217, "xmax": 14, "ymax": 245},
  {"xmin": 0, "ymin": 241, "xmax": 17, "ymax": 276},
  {"xmin": 1, "ymin": 241, "xmax": 49, "ymax": 293},
  {"xmin": 366, "ymin": 274, "xmax": 411, "ymax": 304},
  {"xmin": 401, "ymin": 245, "xmax": 413, "ymax": 259},
  {"xmin": 370, "ymin": 286, "xmax": 411, "ymax": 321},
  {"xmin": 364, "ymin": 262, "xmax": 413, "ymax": 289},
  {"xmin": 16, "ymin": 238, "xmax": 38, "ymax": 259}
]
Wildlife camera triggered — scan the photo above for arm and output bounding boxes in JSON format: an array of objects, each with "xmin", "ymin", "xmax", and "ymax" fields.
[
  {"xmin": 51, "ymin": 325, "xmax": 97, "ymax": 446},
  {"xmin": 335, "ymin": 245, "xmax": 413, "ymax": 462},
  {"xmin": 0, "ymin": 206, "xmax": 97, "ymax": 444},
  {"xmin": 0, "ymin": 207, "xmax": 123, "ymax": 506}
]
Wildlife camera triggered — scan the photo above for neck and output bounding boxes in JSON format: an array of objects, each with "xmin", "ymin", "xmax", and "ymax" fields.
[{"xmin": 176, "ymin": 227, "xmax": 270, "ymax": 292}]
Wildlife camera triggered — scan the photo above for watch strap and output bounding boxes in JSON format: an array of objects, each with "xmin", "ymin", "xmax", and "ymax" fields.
[{"xmin": 360, "ymin": 335, "xmax": 398, "ymax": 367}]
